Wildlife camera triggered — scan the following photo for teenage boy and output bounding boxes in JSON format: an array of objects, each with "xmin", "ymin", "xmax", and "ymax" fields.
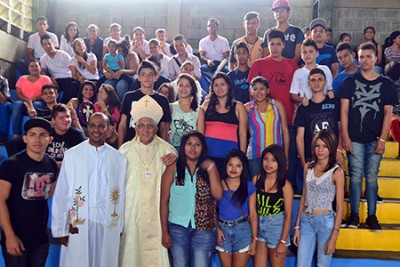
[
  {"xmin": 198, "ymin": 18, "xmax": 230, "ymax": 90},
  {"xmin": 248, "ymin": 29, "xmax": 298, "ymax": 189},
  {"xmin": 118, "ymin": 60, "xmax": 171, "ymax": 146},
  {"xmin": 168, "ymin": 35, "xmax": 201, "ymax": 81},
  {"xmin": 228, "ymin": 42, "xmax": 251, "ymax": 104},
  {"xmin": 46, "ymin": 104, "xmax": 86, "ymax": 166},
  {"xmin": 148, "ymin": 38, "xmax": 171, "ymax": 78},
  {"xmin": 262, "ymin": 0, "xmax": 304, "ymax": 63},
  {"xmin": 290, "ymin": 39, "xmax": 333, "ymax": 104},
  {"xmin": 0, "ymin": 118, "xmax": 57, "ymax": 266},
  {"xmin": 229, "ymin": 11, "xmax": 263, "ymax": 70},
  {"xmin": 339, "ymin": 42, "xmax": 398, "ymax": 231},
  {"xmin": 17, "ymin": 16, "xmax": 59, "ymax": 76},
  {"xmin": 332, "ymin": 42, "xmax": 361, "ymax": 94},
  {"xmin": 309, "ymin": 18, "xmax": 339, "ymax": 77},
  {"xmin": 40, "ymin": 34, "xmax": 79, "ymax": 104},
  {"xmin": 296, "ymin": 68, "xmax": 342, "ymax": 167},
  {"xmin": 155, "ymin": 28, "xmax": 173, "ymax": 57}
]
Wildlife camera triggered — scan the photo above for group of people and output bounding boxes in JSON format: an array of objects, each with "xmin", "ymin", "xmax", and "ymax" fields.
[{"xmin": 0, "ymin": 0, "xmax": 400, "ymax": 266}]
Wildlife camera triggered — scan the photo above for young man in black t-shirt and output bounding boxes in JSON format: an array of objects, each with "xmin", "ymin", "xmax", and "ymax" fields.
[
  {"xmin": 296, "ymin": 68, "xmax": 342, "ymax": 167},
  {"xmin": 47, "ymin": 104, "xmax": 86, "ymax": 166},
  {"xmin": 0, "ymin": 118, "xmax": 57, "ymax": 266},
  {"xmin": 339, "ymin": 42, "xmax": 398, "ymax": 232},
  {"xmin": 118, "ymin": 60, "xmax": 171, "ymax": 147}
]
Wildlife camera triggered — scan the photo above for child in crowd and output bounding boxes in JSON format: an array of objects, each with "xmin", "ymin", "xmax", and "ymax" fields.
[
  {"xmin": 103, "ymin": 39, "xmax": 124, "ymax": 75},
  {"xmin": 71, "ymin": 38, "xmax": 99, "ymax": 83},
  {"xmin": 253, "ymin": 144, "xmax": 293, "ymax": 267},
  {"xmin": 60, "ymin": 22, "xmax": 80, "ymax": 57},
  {"xmin": 228, "ymin": 41, "xmax": 251, "ymax": 104},
  {"xmin": 155, "ymin": 28, "xmax": 173, "ymax": 56},
  {"xmin": 158, "ymin": 83, "xmax": 175, "ymax": 103},
  {"xmin": 148, "ymin": 38, "xmax": 170, "ymax": 78},
  {"xmin": 216, "ymin": 150, "xmax": 257, "ymax": 267},
  {"xmin": 169, "ymin": 74, "xmax": 199, "ymax": 149},
  {"xmin": 160, "ymin": 130, "xmax": 222, "ymax": 267},
  {"xmin": 246, "ymin": 76, "xmax": 289, "ymax": 176},
  {"xmin": 293, "ymin": 130, "xmax": 344, "ymax": 267},
  {"xmin": 94, "ymin": 84, "xmax": 121, "ymax": 127}
]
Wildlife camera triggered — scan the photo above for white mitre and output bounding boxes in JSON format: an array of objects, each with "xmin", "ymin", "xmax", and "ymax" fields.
[{"xmin": 130, "ymin": 95, "xmax": 163, "ymax": 125}]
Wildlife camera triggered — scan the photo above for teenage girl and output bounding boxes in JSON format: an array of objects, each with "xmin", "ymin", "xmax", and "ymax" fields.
[
  {"xmin": 253, "ymin": 144, "xmax": 293, "ymax": 267},
  {"xmin": 293, "ymin": 130, "xmax": 344, "ymax": 267},
  {"xmin": 216, "ymin": 149, "xmax": 257, "ymax": 267}
]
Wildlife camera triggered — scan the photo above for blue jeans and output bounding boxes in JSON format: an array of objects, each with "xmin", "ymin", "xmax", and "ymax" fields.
[
  {"xmin": 347, "ymin": 140, "xmax": 382, "ymax": 216},
  {"xmin": 297, "ymin": 212, "xmax": 335, "ymax": 267},
  {"xmin": 216, "ymin": 218, "xmax": 251, "ymax": 253},
  {"xmin": 168, "ymin": 222, "xmax": 216, "ymax": 267},
  {"xmin": 0, "ymin": 102, "xmax": 12, "ymax": 137},
  {"xmin": 11, "ymin": 100, "xmax": 44, "ymax": 135},
  {"xmin": 2, "ymin": 242, "xmax": 49, "ymax": 267},
  {"xmin": 199, "ymin": 62, "xmax": 228, "ymax": 93},
  {"xmin": 102, "ymin": 74, "xmax": 133, "ymax": 101},
  {"xmin": 258, "ymin": 212, "xmax": 291, "ymax": 249}
]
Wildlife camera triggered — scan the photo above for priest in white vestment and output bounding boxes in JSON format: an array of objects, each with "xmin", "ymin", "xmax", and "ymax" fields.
[
  {"xmin": 51, "ymin": 113, "xmax": 127, "ymax": 267},
  {"xmin": 119, "ymin": 95, "xmax": 177, "ymax": 267}
]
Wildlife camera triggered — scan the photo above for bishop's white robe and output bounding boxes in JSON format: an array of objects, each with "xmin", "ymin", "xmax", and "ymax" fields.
[
  {"xmin": 51, "ymin": 141, "xmax": 127, "ymax": 267},
  {"xmin": 118, "ymin": 136, "xmax": 177, "ymax": 267}
]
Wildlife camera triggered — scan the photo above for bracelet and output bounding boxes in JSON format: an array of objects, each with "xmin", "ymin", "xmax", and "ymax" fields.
[
  {"xmin": 378, "ymin": 138, "xmax": 386, "ymax": 143},
  {"xmin": 293, "ymin": 226, "xmax": 300, "ymax": 230},
  {"xmin": 279, "ymin": 239, "xmax": 287, "ymax": 244},
  {"xmin": 333, "ymin": 228, "xmax": 340, "ymax": 232},
  {"xmin": 252, "ymin": 236, "xmax": 258, "ymax": 241},
  {"xmin": 336, "ymin": 149, "xmax": 343, "ymax": 153}
]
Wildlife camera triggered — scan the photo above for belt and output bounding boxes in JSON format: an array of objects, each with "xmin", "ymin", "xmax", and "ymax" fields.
[{"xmin": 218, "ymin": 217, "xmax": 248, "ymax": 226}]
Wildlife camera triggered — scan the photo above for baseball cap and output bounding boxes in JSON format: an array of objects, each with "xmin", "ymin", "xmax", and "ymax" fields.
[
  {"xmin": 309, "ymin": 18, "xmax": 327, "ymax": 31},
  {"xmin": 24, "ymin": 118, "xmax": 52, "ymax": 134},
  {"xmin": 271, "ymin": 0, "xmax": 291, "ymax": 11}
]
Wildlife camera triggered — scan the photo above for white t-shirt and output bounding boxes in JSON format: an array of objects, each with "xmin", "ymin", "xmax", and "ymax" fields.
[
  {"xmin": 159, "ymin": 54, "xmax": 170, "ymax": 78},
  {"xmin": 199, "ymin": 35, "xmax": 230, "ymax": 62},
  {"xmin": 168, "ymin": 54, "xmax": 201, "ymax": 81},
  {"xmin": 60, "ymin": 35, "xmax": 75, "ymax": 57},
  {"xmin": 40, "ymin": 50, "xmax": 72, "ymax": 79},
  {"xmin": 290, "ymin": 64, "xmax": 333, "ymax": 99},
  {"xmin": 70, "ymin": 53, "xmax": 99, "ymax": 80},
  {"xmin": 27, "ymin": 32, "xmax": 59, "ymax": 59}
]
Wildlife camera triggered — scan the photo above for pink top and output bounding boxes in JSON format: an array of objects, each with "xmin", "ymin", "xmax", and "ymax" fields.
[
  {"xmin": 16, "ymin": 75, "xmax": 52, "ymax": 99},
  {"xmin": 93, "ymin": 103, "xmax": 121, "ymax": 126}
]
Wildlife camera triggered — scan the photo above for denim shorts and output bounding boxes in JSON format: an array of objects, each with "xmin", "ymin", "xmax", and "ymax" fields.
[
  {"xmin": 258, "ymin": 212, "xmax": 290, "ymax": 248},
  {"xmin": 216, "ymin": 219, "xmax": 252, "ymax": 253}
]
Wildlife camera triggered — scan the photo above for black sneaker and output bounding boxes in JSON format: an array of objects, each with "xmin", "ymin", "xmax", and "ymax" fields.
[
  {"xmin": 340, "ymin": 220, "xmax": 347, "ymax": 228},
  {"xmin": 365, "ymin": 215, "xmax": 382, "ymax": 232},
  {"xmin": 347, "ymin": 212, "xmax": 360, "ymax": 228},
  {"xmin": 361, "ymin": 195, "xmax": 384, "ymax": 204}
]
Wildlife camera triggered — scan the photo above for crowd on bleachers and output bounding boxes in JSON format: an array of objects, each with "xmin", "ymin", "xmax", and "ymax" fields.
[{"xmin": 0, "ymin": 0, "xmax": 400, "ymax": 266}]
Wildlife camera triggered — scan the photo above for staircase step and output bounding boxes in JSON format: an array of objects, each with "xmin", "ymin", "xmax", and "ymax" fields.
[
  {"xmin": 343, "ymin": 200, "xmax": 400, "ymax": 224},
  {"xmin": 345, "ymin": 176, "xmax": 400, "ymax": 199},
  {"xmin": 336, "ymin": 224, "xmax": 400, "ymax": 251},
  {"xmin": 344, "ymin": 158, "xmax": 400, "ymax": 177},
  {"xmin": 383, "ymin": 141, "xmax": 399, "ymax": 158}
]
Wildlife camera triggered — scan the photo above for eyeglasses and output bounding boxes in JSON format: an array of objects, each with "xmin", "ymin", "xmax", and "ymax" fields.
[{"xmin": 136, "ymin": 123, "xmax": 157, "ymax": 129}]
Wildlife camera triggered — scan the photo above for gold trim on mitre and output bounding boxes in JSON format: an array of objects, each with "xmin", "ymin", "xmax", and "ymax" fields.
[{"xmin": 130, "ymin": 95, "xmax": 163, "ymax": 124}]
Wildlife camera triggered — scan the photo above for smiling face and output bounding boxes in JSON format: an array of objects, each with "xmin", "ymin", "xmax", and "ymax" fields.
[
  {"xmin": 28, "ymin": 60, "xmax": 41, "ymax": 76},
  {"xmin": 135, "ymin": 117, "xmax": 157, "ymax": 145},
  {"xmin": 88, "ymin": 114, "xmax": 108, "ymax": 147},
  {"xmin": 149, "ymin": 43, "xmax": 160, "ymax": 56},
  {"xmin": 98, "ymin": 87, "xmax": 108, "ymax": 101},
  {"xmin": 251, "ymin": 82, "xmax": 269, "ymax": 102},
  {"xmin": 301, "ymin": 45, "xmax": 318, "ymax": 65},
  {"xmin": 52, "ymin": 111, "xmax": 72, "ymax": 134},
  {"xmin": 73, "ymin": 39, "xmax": 86, "ymax": 55},
  {"xmin": 81, "ymin": 84, "xmax": 95, "ymax": 101},
  {"xmin": 212, "ymin": 77, "xmax": 230, "ymax": 98},
  {"xmin": 174, "ymin": 39, "xmax": 187, "ymax": 56},
  {"xmin": 110, "ymin": 26, "xmax": 121, "ymax": 40},
  {"xmin": 41, "ymin": 88, "xmax": 58, "ymax": 104},
  {"xmin": 177, "ymin": 77, "xmax": 192, "ymax": 99},
  {"xmin": 41, "ymin": 38, "xmax": 56, "ymax": 54},
  {"xmin": 133, "ymin": 30, "xmax": 145, "ymax": 42}
]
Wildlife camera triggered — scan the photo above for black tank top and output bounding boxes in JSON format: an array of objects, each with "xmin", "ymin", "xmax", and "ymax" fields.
[{"xmin": 256, "ymin": 188, "xmax": 285, "ymax": 216}]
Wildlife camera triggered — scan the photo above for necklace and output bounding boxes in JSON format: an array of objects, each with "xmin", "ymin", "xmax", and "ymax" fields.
[{"xmin": 133, "ymin": 142, "xmax": 159, "ymax": 180}]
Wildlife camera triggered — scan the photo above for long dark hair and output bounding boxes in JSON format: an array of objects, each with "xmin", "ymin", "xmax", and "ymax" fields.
[
  {"xmin": 364, "ymin": 26, "xmax": 378, "ymax": 48},
  {"xmin": 72, "ymin": 38, "xmax": 88, "ymax": 70},
  {"xmin": 99, "ymin": 84, "xmax": 121, "ymax": 114},
  {"xmin": 117, "ymin": 35, "xmax": 131, "ymax": 57},
  {"xmin": 209, "ymin": 72, "xmax": 234, "ymax": 110},
  {"xmin": 256, "ymin": 144, "xmax": 287, "ymax": 192},
  {"xmin": 177, "ymin": 73, "xmax": 198, "ymax": 111},
  {"xmin": 77, "ymin": 80, "xmax": 97, "ymax": 102},
  {"xmin": 64, "ymin": 22, "xmax": 80, "ymax": 42},
  {"xmin": 224, "ymin": 149, "xmax": 250, "ymax": 206},
  {"xmin": 176, "ymin": 131, "xmax": 208, "ymax": 182},
  {"xmin": 308, "ymin": 129, "xmax": 338, "ymax": 172}
]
